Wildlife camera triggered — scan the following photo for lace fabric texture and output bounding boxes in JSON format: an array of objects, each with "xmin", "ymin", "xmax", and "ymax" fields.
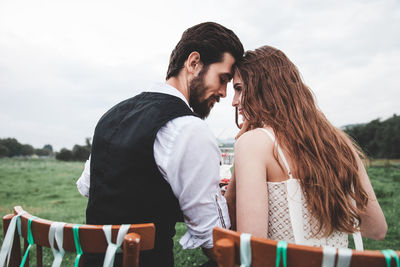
[{"xmin": 267, "ymin": 181, "xmax": 348, "ymax": 248}]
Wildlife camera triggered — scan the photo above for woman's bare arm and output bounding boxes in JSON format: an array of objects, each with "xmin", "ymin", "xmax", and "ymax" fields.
[
  {"xmin": 356, "ymin": 155, "xmax": 387, "ymax": 240},
  {"xmin": 341, "ymin": 131, "xmax": 387, "ymax": 240},
  {"xmin": 235, "ymin": 130, "xmax": 269, "ymax": 237}
]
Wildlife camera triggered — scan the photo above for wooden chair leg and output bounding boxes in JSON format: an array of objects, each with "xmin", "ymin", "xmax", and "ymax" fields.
[
  {"xmin": 36, "ymin": 245, "xmax": 42, "ymax": 267},
  {"xmin": 122, "ymin": 232, "xmax": 141, "ymax": 267},
  {"xmin": 3, "ymin": 214, "xmax": 22, "ymax": 267},
  {"xmin": 78, "ymin": 254, "xmax": 85, "ymax": 267},
  {"xmin": 214, "ymin": 238, "xmax": 235, "ymax": 267}
]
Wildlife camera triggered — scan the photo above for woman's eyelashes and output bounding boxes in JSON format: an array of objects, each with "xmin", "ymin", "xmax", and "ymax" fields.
[{"xmin": 234, "ymin": 85, "xmax": 242, "ymax": 92}]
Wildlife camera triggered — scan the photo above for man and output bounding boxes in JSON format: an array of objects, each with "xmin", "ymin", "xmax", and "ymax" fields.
[{"xmin": 77, "ymin": 22, "xmax": 243, "ymax": 266}]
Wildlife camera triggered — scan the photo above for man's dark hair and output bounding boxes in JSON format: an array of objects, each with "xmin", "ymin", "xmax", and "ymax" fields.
[{"xmin": 166, "ymin": 22, "xmax": 244, "ymax": 79}]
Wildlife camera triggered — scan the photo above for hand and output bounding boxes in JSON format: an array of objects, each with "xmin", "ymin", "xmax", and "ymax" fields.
[
  {"xmin": 220, "ymin": 184, "xmax": 228, "ymax": 196},
  {"xmin": 235, "ymin": 119, "xmax": 250, "ymax": 140}
]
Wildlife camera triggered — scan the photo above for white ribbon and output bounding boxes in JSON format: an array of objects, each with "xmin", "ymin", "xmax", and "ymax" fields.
[
  {"xmin": 102, "ymin": 224, "xmax": 131, "ymax": 267},
  {"xmin": 321, "ymin": 246, "xmax": 336, "ymax": 267},
  {"xmin": 48, "ymin": 222, "xmax": 66, "ymax": 267},
  {"xmin": 350, "ymin": 196, "xmax": 364, "ymax": 252},
  {"xmin": 240, "ymin": 233, "xmax": 252, "ymax": 267},
  {"xmin": 352, "ymin": 232, "xmax": 363, "ymax": 251},
  {"xmin": 0, "ymin": 212, "xmax": 26, "ymax": 267},
  {"xmin": 336, "ymin": 248, "xmax": 352, "ymax": 267},
  {"xmin": 286, "ymin": 179, "xmax": 306, "ymax": 245}
]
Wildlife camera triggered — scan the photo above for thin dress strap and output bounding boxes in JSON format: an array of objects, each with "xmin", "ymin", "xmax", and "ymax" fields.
[
  {"xmin": 259, "ymin": 128, "xmax": 306, "ymax": 245},
  {"xmin": 258, "ymin": 128, "xmax": 293, "ymax": 179}
]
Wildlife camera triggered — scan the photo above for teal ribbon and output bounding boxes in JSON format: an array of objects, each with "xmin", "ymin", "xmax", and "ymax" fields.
[
  {"xmin": 382, "ymin": 249, "xmax": 400, "ymax": 267},
  {"xmin": 19, "ymin": 216, "xmax": 38, "ymax": 267},
  {"xmin": 73, "ymin": 224, "xmax": 83, "ymax": 267},
  {"xmin": 389, "ymin": 250, "xmax": 400, "ymax": 267},
  {"xmin": 275, "ymin": 240, "xmax": 288, "ymax": 267}
]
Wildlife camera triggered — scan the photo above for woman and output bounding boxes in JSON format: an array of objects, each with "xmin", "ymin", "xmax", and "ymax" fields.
[{"xmin": 225, "ymin": 46, "xmax": 387, "ymax": 248}]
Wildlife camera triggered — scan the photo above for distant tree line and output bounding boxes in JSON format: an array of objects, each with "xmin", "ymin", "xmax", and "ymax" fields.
[
  {"xmin": 0, "ymin": 137, "xmax": 91, "ymax": 162},
  {"xmin": 0, "ymin": 138, "xmax": 53, "ymax": 158},
  {"xmin": 2, "ymin": 114, "xmax": 399, "ymax": 160},
  {"xmin": 343, "ymin": 114, "xmax": 400, "ymax": 159},
  {"xmin": 55, "ymin": 138, "xmax": 91, "ymax": 162}
]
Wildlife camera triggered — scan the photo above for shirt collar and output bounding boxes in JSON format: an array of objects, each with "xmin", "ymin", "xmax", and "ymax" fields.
[{"xmin": 148, "ymin": 82, "xmax": 190, "ymax": 108}]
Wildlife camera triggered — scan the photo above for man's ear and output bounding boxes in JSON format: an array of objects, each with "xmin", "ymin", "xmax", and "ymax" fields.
[{"xmin": 185, "ymin": 51, "xmax": 203, "ymax": 76}]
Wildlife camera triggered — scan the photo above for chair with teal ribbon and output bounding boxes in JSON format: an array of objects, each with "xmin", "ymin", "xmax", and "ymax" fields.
[
  {"xmin": 213, "ymin": 227, "xmax": 399, "ymax": 267},
  {"xmin": 1, "ymin": 206, "xmax": 155, "ymax": 267}
]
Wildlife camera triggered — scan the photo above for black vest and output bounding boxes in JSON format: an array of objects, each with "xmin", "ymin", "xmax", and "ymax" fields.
[{"xmin": 86, "ymin": 92, "xmax": 195, "ymax": 267}]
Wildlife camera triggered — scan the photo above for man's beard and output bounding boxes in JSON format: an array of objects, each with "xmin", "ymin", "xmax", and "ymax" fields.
[{"xmin": 189, "ymin": 69, "xmax": 220, "ymax": 119}]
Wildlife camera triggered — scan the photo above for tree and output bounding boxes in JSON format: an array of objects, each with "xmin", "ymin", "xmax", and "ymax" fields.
[
  {"xmin": 55, "ymin": 138, "xmax": 91, "ymax": 162},
  {"xmin": 0, "ymin": 138, "xmax": 22, "ymax": 157},
  {"xmin": 43, "ymin": 144, "xmax": 54, "ymax": 155},
  {"xmin": 380, "ymin": 114, "xmax": 400, "ymax": 158},
  {"xmin": 344, "ymin": 114, "xmax": 400, "ymax": 159},
  {"xmin": 0, "ymin": 144, "xmax": 9, "ymax": 158},
  {"xmin": 56, "ymin": 148, "xmax": 73, "ymax": 161},
  {"xmin": 35, "ymin": 144, "xmax": 54, "ymax": 157},
  {"xmin": 85, "ymin": 138, "xmax": 92, "ymax": 149},
  {"xmin": 72, "ymin": 144, "xmax": 90, "ymax": 162},
  {"xmin": 35, "ymin": 148, "xmax": 50, "ymax": 156},
  {"xmin": 20, "ymin": 144, "xmax": 34, "ymax": 156}
]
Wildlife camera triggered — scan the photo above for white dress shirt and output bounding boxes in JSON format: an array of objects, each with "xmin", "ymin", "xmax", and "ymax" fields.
[{"xmin": 76, "ymin": 82, "xmax": 230, "ymax": 249}]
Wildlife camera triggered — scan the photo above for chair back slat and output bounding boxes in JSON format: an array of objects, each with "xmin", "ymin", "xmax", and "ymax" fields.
[
  {"xmin": 13, "ymin": 206, "xmax": 155, "ymax": 252},
  {"xmin": 36, "ymin": 245, "xmax": 42, "ymax": 267},
  {"xmin": 213, "ymin": 227, "xmax": 400, "ymax": 267}
]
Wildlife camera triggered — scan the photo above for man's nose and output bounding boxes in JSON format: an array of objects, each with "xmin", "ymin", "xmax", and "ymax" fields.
[{"xmin": 219, "ymin": 84, "xmax": 227, "ymax": 98}]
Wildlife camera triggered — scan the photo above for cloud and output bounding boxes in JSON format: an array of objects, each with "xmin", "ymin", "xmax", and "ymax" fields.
[{"xmin": 0, "ymin": 0, "xmax": 399, "ymax": 149}]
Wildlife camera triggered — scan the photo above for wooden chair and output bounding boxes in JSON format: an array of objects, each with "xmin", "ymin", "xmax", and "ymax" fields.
[
  {"xmin": 213, "ymin": 227, "xmax": 400, "ymax": 267},
  {"xmin": 2, "ymin": 206, "xmax": 155, "ymax": 267}
]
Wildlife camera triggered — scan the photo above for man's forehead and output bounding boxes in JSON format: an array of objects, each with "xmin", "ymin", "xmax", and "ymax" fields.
[{"xmin": 209, "ymin": 53, "xmax": 235, "ymax": 75}]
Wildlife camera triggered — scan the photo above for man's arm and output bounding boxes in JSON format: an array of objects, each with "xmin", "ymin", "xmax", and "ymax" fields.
[{"xmin": 155, "ymin": 116, "xmax": 230, "ymax": 253}]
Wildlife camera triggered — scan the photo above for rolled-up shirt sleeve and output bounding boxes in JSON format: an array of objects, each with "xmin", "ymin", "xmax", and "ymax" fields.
[
  {"xmin": 154, "ymin": 116, "xmax": 230, "ymax": 249},
  {"xmin": 76, "ymin": 156, "xmax": 91, "ymax": 197}
]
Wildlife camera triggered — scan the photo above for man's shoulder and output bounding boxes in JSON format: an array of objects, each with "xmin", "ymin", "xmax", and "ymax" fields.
[
  {"xmin": 167, "ymin": 116, "xmax": 211, "ymax": 134},
  {"xmin": 116, "ymin": 91, "xmax": 184, "ymax": 105},
  {"xmin": 157, "ymin": 116, "xmax": 216, "ymax": 147},
  {"xmin": 105, "ymin": 91, "xmax": 193, "ymax": 119}
]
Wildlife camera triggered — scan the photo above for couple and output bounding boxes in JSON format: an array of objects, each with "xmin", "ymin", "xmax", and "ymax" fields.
[{"xmin": 76, "ymin": 22, "xmax": 387, "ymax": 266}]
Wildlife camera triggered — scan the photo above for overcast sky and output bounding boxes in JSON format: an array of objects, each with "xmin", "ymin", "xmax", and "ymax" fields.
[{"xmin": 1, "ymin": 0, "xmax": 399, "ymax": 150}]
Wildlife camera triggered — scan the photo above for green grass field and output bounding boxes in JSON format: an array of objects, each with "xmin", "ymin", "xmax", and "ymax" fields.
[{"xmin": 0, "ymin": 158, "xmax": 399, "ymax": 266}]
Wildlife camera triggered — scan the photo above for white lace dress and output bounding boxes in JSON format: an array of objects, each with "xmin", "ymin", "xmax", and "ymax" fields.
[
  {"xmin": 267, "ymin": 181, "xmax": 348, "ymax": 247},
  {"xmin": 259, "ymin": 128, "xmax": 362, "ymax": 249}
]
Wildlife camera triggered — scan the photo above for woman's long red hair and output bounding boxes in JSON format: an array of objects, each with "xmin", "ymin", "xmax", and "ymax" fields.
[{"xmin": 237, "ymin": 46, "xmax": 368, "ymax": 236}]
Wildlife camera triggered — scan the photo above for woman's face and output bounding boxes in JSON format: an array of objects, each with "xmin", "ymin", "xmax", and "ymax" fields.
[{"xmin": 232, "ymin": 71, "xmax": 243, "ymax": 115}]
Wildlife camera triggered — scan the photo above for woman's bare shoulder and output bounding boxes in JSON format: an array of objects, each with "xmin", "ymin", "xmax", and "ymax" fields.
[{"xmin": 234, "ymin": 128, "xmax": 274, "ymax": 156}]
